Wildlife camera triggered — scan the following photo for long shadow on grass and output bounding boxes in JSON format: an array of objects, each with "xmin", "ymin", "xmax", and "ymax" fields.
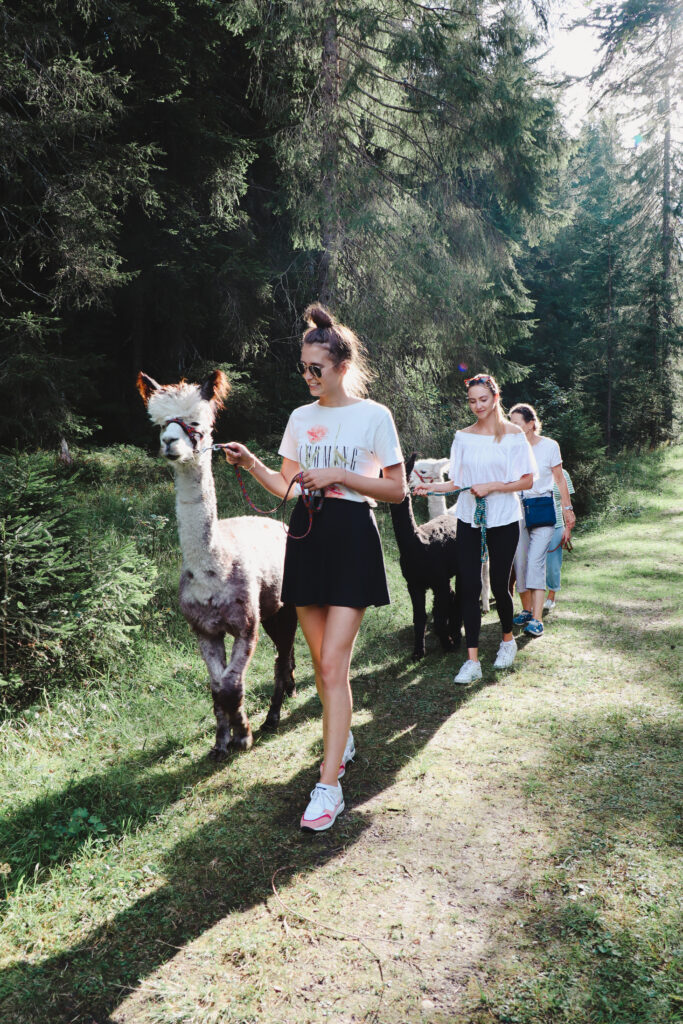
[{"xmin": 0, "ymin": 627, "xmax": 483, "ymax": 1023}]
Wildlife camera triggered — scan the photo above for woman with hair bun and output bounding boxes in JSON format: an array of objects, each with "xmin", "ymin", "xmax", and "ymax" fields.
[
  {"xmin": 414, "ymin": 374, "xmax": 536, "ymax": 683},
  {"xmin": 224, "ymin": 304, "xmax": 406, "ymax": 832},
  {"xmin": 509, "ymin": 403, "xmax": 576, "ymax": 637}
]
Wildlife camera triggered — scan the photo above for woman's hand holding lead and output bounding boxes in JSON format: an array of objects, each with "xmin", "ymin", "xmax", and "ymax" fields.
[
  {"xmin": 223, "ymin": 442, "xmax": 252, "ymax": 469},
  {"xmin": 300, "ymin": 467, "xmax": 345, "ymax": 491},
  {"xmin": 470, "ymin": 481, "xmax": 494, "ymax": 498}
]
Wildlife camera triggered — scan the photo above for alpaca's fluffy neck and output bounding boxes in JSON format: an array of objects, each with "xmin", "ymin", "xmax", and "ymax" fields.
[
  {"xmin": 427, "ymin": 493, "xmax": 447, "ymax": 519},
  {"xmin": 173, "ymin": 450, "xmax": 221, "ymax": 568},
  {"xmin": 390, "ymin": 490, "xmax": 422, "ymax": 550}
]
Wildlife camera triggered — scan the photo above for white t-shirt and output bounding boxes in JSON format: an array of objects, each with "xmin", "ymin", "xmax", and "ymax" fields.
[
  {"xmin": 523, "ymin": 436, "xmax": 562, "ymax": 497},
  {"xmin": 278, "ymin": 399, "xmax": 403, "ymax": 506},
  {"xmin": 448, "ymin": 429, "xmax": 538, "ymax": 527}
]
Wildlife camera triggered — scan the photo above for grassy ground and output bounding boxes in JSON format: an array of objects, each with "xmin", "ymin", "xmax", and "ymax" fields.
[{"xmin": 0, "ymin": 445, "xmax": 681, "ymax": 1024}]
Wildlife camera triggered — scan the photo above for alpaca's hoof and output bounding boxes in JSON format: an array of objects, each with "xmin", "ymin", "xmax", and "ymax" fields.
[
  {"xmin": 411, "ymin": 649, "xmax": 425, "ymax": 661},
  {"xmin": 285, "ymin": 682, "xmax": 297, "ymax": 698},
  {"xmin": 231, "ymin": 732, "xmax": 253, "ymax": 751},
  {"xmin": 208, "ymin": 745, "xmax": 230, "ymax": 762},
  {"xmin": 262, "ymin": 711, "xmax": 280, "ymax": 731}
]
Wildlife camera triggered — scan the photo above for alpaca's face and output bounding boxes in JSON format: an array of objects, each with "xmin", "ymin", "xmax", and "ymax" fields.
[
  {"xmin": 409, "ymin": 457, "xmax": 448, "ymax": 490},
  {"xmin": 137, "ymin": 370, "xmax": 230, "ymax": 463},
  {"xmin": 147, "ymin": 384, "xmax": 216, "ymax": 464}
]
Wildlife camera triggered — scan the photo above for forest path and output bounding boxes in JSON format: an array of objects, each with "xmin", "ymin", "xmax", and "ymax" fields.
[
  {"xmin": 111, "ymin": 448, "xmax": 682, "ymax": 1024},
  {"xmin": 0, "ymin": 449, "xmax": 680, "ymax": 1024}
]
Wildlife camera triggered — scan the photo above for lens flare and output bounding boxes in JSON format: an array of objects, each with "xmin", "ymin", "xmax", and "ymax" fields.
[{"xmin": 458, "ymin": 362, "xmax": 468, "ymax": 373}]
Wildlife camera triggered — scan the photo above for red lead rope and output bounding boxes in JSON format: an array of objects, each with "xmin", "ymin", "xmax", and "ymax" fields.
[
  {"xmin": 232, "ymin": 465, "xmax": 324, "ymax": 540},
  {"xmin": 163, "ymin": 419, "xmax": 322, "ymax": 540}
]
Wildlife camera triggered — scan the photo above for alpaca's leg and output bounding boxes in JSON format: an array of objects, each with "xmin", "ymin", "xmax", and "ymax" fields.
[
  {"xmin": 480, "ymin": 559, "xmax": 492, "ymax": 613},
  {"xmin": 432, "ymin": 581, "xmax": 455, "ymax": 652},
  {"xmin": 198, "ymin": 631, "xmax": 256, "ymax": 757},
  {"xmin": 196, "ymin": 634, "xmax": 231, "ymax": 759},
  {"xmin": 448, "ymin": 584, "xmax": 463, "ymax": 649},
  {"xmin": 407, "ymin": 580, "xmax": 428, "ymax": 660},
  {"xmin": 221, "ymin": 630, "xmax": 258, "ymax": 750},
  {"xmin": 261, "ymin": 603, "xmax": 298, "ymax": 730}
]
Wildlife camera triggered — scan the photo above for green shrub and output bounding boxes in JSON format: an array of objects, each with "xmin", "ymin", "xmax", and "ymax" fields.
[{"xmin": 0, "ymin": 452, "xmax": 157, "ymax": 703}]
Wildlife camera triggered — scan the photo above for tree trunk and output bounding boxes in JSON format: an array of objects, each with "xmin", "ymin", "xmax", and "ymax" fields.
[
  {"xmin": 660, "ymin": 77, "xmax": 674, "ymax": 436},
  {"xmin": 606, "ymin": 233, "xmax": 613, "ymax": 455},
  {"xmin": 319, "ymin": 11, "xmax": 340, "ymax": 306}
]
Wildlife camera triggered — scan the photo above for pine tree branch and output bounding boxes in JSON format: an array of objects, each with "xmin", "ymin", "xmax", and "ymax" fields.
[{"xmin": 340, "ymin": 35, "xmax": 465, "ymax": 126}]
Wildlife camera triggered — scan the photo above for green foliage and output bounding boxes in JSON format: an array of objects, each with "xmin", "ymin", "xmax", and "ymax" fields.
[{"xmin": 0, "ymin": 453, "xmax": 157, "ymax": 702}]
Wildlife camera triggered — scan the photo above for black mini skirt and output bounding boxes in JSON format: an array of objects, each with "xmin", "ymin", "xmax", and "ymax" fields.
[{"xmin": 281, "ymin": 497, "xmax": 390, "ymax": 608}]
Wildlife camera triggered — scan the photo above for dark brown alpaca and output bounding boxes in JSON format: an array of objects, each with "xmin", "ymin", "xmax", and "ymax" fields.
[
  {"xmin": 390, "ymin": 454, "xmax": 462, "ymax": 660},
  {"xmin": 137, "ymin": 369, "xmax": 297, "ymax": 758}
]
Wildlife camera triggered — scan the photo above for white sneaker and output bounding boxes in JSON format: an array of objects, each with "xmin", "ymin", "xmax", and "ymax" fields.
[
  {"xmin": 453, "ymin": 660, "xmax": 482, "ymax": 685},
  {"xmin": 300, "ymin": 783, "xmax": 344, "ymax": 832},
  {"xmin": 493, "ymin": 638, "xmax": 517, "ymax": 670},
  {"xmin": 320, "ymin": 730, "xmax": 356, "ymax": 780},
  {"xmin": 543, "ymin": 599, "xmax": 556, "ymax": 611}
]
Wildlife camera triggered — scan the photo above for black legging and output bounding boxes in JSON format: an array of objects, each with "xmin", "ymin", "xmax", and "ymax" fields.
[{"xmin": 455, "ymin": 520, "xmax": 520, "ymax": 648}]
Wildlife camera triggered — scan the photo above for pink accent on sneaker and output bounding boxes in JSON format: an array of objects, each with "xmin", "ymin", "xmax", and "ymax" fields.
[{"xmin": 300, "ymin": 785, "xmax": 344, "ymax": 832}]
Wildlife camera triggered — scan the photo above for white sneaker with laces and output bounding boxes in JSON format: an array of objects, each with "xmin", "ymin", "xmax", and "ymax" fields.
[
  {"xmin": 320, "ymin": 729, "xmax": 356, "ymax": 780},
  {"xmin": 453, "ymin": 659, "xmax": 482, "ymax": 685},
  {"xmin": 493, "ymin": 638, "xmax": 517, "ymax": 670},
  {"xmin": 543, "ymin": 598, "xmax": 556, "ymax": 611},
  {"xmin": 300, "ymin": 783, "xmax": 344, "ymax": 832}
]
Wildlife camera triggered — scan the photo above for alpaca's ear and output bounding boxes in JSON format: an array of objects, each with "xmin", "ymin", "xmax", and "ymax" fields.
[
  {"xmin": 200, "ymin": 370, "xmax": 231, "ymax": 410},
  {"xmin": 405, "ymin": 452, "xmax": 418, "ymax": 477},
  {"xmin": 137, "ymin": 372, "xmax": 161, "ymax": 405},
  {"xmin": 436, "ymin": 457, "xmax": 449, "ymax": 476}
]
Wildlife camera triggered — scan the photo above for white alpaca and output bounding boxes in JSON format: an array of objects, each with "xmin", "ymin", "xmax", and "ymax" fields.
[
  {"xmin": 137, "ymin": 370, "xmax": 297, "ymax": 758},
  {"xmin": 409, "ymin": 457, "xmax": 491, "ymax": 613}
]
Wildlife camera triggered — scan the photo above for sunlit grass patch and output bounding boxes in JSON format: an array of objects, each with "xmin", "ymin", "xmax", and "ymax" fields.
[{"xmin": 0, "ymin": 445, "xmax": 681, "ymax": 1023}]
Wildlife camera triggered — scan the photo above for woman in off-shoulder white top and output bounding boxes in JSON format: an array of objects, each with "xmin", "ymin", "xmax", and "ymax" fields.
[{"xmin": 414, "ymin": 373, "xmax": 536, "ymax": 684}]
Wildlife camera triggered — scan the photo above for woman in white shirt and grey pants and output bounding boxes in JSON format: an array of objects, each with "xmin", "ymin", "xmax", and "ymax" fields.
[{"xmin": 509, "ymin": 404, "xmax": 576, "ymax": 637}]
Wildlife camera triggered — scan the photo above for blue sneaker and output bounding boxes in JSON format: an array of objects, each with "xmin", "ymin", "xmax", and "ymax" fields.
[
  {"xmin": 513, "ymin": 610, "xmax": 533, "ymax": 626},
  {"xmin": 524, "ymin": 618, "xmax": 544, "ymax": 637}
]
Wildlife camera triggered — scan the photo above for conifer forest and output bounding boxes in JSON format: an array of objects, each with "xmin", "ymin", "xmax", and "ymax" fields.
[{"xmin": 2, "ymin": 0, "xmax": 680, "ymax": 461}]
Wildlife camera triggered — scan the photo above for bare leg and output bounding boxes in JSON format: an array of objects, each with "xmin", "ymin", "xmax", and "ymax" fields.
[
  {"xmin": 529, "ymin": 588, "xmax": 544, "ymax": 622},
  {"xmin": 547, "ymin": 589, "xmax": 556, "ymax": 602},
  {"xmin": 297, "ymin": 604, "xmax": 365, "ymax": 787}
]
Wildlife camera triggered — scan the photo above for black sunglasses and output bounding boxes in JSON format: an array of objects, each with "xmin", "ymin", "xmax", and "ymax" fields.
[{"xmin": 297, "ymin": 360, "xmax": 323, "ymax": 379}]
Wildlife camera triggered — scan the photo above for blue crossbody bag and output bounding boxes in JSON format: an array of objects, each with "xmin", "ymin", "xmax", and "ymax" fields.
[{"xmin": 521, "ymin": 492, "xmax": 556, "ymax": 529}]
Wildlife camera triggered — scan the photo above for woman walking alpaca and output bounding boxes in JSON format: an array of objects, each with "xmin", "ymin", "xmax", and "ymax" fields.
[
  {"xmin": 414, "ymin": 374, "xmax": 536, "ymax": 683},
  {"xmin": 224, "ymin": 305, "xmax": 406, "ymax": 832},
  {"xmin": 509, "ymin": 404, "xmax": 576, "ymax": 637}
]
